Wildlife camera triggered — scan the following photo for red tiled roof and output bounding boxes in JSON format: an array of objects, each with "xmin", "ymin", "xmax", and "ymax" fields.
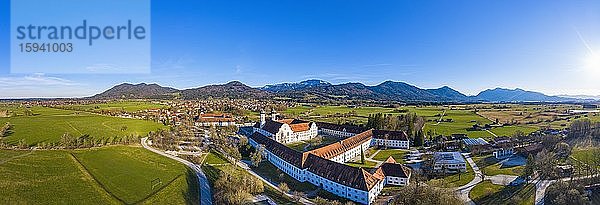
[
  {"xmin": 308, "ymin": 129, "xmax": 374, "ymax": 159},
  {"xmin": 289, "ymin": 123, "xmax": 311, "ymax": 132}
]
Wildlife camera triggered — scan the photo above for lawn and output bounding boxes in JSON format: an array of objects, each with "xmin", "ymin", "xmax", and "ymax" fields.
[
  {"xmin": 345, "ymin": 160, "xmax": 378, "ymax": 169},
  {"xmin": 470, "ymin": 180, "xmax": 535, "ymax": 205},
  {"xmin": 0, "ymin": 146, "xmax": 197, "ymax": 204},
  {"xmin": 0, "ymin": 106, "xmax": 166, "ymax": 146},
  {"xmin": 287, "ymin": 141, "xmax": 310, "ymax": 152},
  {"xmin": 203, "ymin": 151, "xmax": 230, "ymax": 165},
  {"xmin": 474, "ymin": 155, "xmax": 525, "ymax": 176},
  {"xmin": 372, "ymin": 149, "xmax": 409, "ymax": 163},
  {"xmin": 571, "ymin": 147, "xmax": 600, "ymax": 169}
]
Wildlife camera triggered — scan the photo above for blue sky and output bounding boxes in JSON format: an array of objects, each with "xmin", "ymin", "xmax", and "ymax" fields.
[{"xmin": 1, "ymin": 0, "xmax": 599, "ymax": 98}]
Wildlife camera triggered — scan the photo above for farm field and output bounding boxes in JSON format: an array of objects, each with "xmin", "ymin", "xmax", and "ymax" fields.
[
  {"xmin": 0, "ymin": 146, "xmax": 197, "ymax": 204},
  {"xmin": 54, "ymin": 101, "xmax": 167, "ymax": 113},
  {"xmin": 0, "ymin": 106, "xmax": 166, "ymax": 146},
  {"xmin": 284, "ymin": 105, "xmax": 538, "ymax": 139}
]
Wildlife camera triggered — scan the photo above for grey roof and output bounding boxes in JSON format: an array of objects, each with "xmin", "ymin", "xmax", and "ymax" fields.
[
  {"xmin": 433, "ymin": 152, "xmax": 466, "ymax": 164},
  {"xmin": 462, "ymin": 138, "xmax": 489, "ymax": 146}
]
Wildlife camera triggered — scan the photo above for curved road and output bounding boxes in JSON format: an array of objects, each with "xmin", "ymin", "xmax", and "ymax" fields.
[
  {"xmin": 141, "ymin": 138, "xmax": 212, "ymax": 205},
  {"xmin": 456, "ymin": 153, "xmax": 483, "ymax": 205}
]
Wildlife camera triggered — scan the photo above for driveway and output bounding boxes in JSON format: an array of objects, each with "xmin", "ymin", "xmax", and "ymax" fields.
[
  {"xmin": 456, "ymin": 153, "xmax": 483, "ymax": 205},
  {"xmin": 141, "ymin": 138, "xmax": 212, "ymax": 205}
]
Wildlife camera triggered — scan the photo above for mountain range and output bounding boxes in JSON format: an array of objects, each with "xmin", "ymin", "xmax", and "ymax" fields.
[{"xmin": 92, "ymin": 79, "xmax": 590, "ymax": 103}]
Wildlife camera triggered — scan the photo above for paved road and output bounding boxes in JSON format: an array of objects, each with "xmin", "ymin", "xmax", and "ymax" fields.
[
  {"xmin": 532, "ymin": 174, "xmax": 600, "ymax": 205},
  {"xmin": 456, "ymin": 153, "xmax": 483, "ymax": 205},
  {"xmin": 141, "ymin": 138, "xmax": 212, "ymax": 205},
  {"xmin": 485, "ymin": 174, "xmax": 518, "ymax": 186},
  {"xmin": 485, "ymin": 130, "xmax": 498, "ymax": 138}
]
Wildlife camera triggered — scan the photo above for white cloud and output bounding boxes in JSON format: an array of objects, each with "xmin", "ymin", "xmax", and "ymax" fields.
[{"xmin": 0, "ymin": 73, "xmax": 79, "ymax": 87}]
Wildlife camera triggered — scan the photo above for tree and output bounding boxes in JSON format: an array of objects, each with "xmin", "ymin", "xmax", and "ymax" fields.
[
  {"xmin": 314, "ymin": 197, "xmax": 329, "ymax": 205},
  {"xmin": 414, "ymin": 129, "xmax": 424, "ymax": 147},
  {"xmin": 523, "ymin": 154, "xmax": 535, "ymax": 179},
  {"xmin": 291, "ymin": 191, "xmax": 305, "ymax": 202},
  {"xmin": 278, "ymin": 182, "xmax": 290, "ymax": 194},
  {"xmin": 392, "ymin": 181, "xmax": 463, "ymax": 205},
  {"xmin": 18, "ymin": 139, "xmax": 28, "ymax": 149},
  {"xmin": 360, "ymin": 146, "xmax": 365, "ymax": 164},
  {"xmin": 250, "ymin": 147, "xmax": 263, "ymax": 167},
  {"xmin": 545, "ymin": 181, "xmax": 589, "ymax": 205}
]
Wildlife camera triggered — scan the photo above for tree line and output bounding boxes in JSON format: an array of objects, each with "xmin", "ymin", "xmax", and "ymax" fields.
[
  {"xmin": 0, "ymin": 122, "xmax": 12, "ymax": 137},
  {"xmin": 366, "ymin": 112, "xmax": 426, "ymax": 146}
]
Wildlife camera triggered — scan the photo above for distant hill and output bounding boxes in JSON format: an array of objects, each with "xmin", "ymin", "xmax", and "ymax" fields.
[
  {"xmin": 181, "ymin": 81, "xmax": 270, "ymax": 99},
  {"xmin": 91, "ymin": 80, "xmax": 586, "ymax": 103},
  {"xmin": 557, "ymin": 94, "xmax": 600, "ymax": 101},
  {"xmin": 426, "ymin": 86, "xmax": 469, "ymax": 101},
  {"xmin": 262, "ymin": 79, "xmax": 331, "ymax": 92},
  {"xmin": 269, "ymin": 80, "xmax": 471, "ymax": 102},
  {"xmin": 92, "ymin": 83, "xmax": 178, "ymax": 99},
  {"xmin": 475, "ymin": 88, "xmax": 573, "ymax": 102}
]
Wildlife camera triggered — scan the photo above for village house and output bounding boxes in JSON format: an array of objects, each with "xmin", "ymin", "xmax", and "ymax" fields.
[{"xmin": 194, "ymin": 113, "xmax": 236, "ymax": 127}]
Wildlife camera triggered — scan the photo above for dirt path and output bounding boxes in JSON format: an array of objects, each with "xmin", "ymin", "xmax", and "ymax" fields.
[
  {"xmin": 0, "ymin": 150, "xmax": 36, "ymax": 165},
  {"xmin": 67, "ymin": 122, "xmax": 83, "ymax": 136}
]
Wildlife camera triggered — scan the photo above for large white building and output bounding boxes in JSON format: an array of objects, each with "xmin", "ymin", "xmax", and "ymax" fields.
[
  {"xmin": 248, "ymin": 124, "xmax": 412, "ymax": 205},
  {"xmin": 432, "ymin": 152, "xmax": 467, "ymax": 173},
  {"xmin": 371, "ymin": 130, "xmax": 410, "ymax": 149},
  {"xmin": 253, "ymin": 110, "xmax": 317, "ymax": 144}
]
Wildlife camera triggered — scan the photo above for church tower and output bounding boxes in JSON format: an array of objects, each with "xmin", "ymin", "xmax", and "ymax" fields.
[{"xmin": 260, "ymin": 110, "xmax": 266, "ymax": 127}]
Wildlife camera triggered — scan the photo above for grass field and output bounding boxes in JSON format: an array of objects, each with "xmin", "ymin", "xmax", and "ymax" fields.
[
  {"xmin": 283, "ymin": 105, "xmax": 538, "ymax": 139},
  {"xmin": 470, "ymin": 180, "xmax": 535, "ymax": 205},
  {"xmin": 474, "ymin": 155, "xmax": 525, "ymax": 176},
  {"xmin": 372, "ymin": 149, "xmax": 409, "ymax": 163},
  {"xmin": 54, "ymin": 101, "xmax": 167, "ymax": 113},
  {"xmin": 571, "ymin": 147, "xmax": 600, "ymax": 169},
  {"xmin": 0, "ymin": 106, "xmax": 166, "ymax": 146},
  {"xmin": 0, "ymin": 146, "xmax": 197, "ymax": 204}
]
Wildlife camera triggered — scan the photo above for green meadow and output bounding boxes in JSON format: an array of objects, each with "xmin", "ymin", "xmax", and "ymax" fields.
[
  {"xmin": 284, "ymin": 105, "xmax": 536, "ymax": 139},
  {"xmin": 0, "ymin": 146, "xmax": 198, "ymax": 204},
  {"xmin": 54, "ymin": 101, "xmax": 167, "ymax": 113},
  {"xmin": 0, "ymin": 106, "xmax": 166, "ymax": 146}
]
